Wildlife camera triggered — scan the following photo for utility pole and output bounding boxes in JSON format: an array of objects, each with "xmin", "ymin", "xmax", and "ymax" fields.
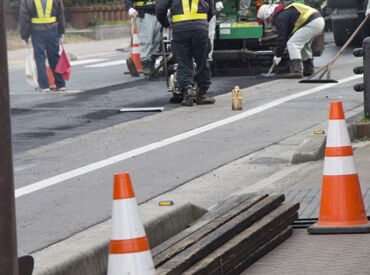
[{"xmin": 0, "ymin": 1, "xmax": 19, "ymax": 274}]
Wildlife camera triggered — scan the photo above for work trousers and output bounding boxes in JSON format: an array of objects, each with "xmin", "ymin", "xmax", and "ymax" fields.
[
  {"xmin": 239, "ymin": 0, "xmax": 251, "ymax": 16},
  {"xmin": 208, "ymin": 16, "xmax": 216, "ymax": 60},
  {"xmin": 31, "ymin": 27, "xmax": 65, "ymax": 89},
  {"xmin": 136, "ymin": 13, "xmax": 161, "ymax": 63},
  {"xmin": 172, "ymin": 29, "xmax": 211, "ymax": 91},
  {"xmin": 287, "ymin": 17, "xmax": 325, "ymax": 61}
]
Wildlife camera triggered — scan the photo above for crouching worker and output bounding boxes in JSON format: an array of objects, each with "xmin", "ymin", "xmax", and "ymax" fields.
[
  {"xmin": 156, "ymin": 0, "xmax": 215, "ymax": 106},
  {"xmin": 258, "ymin": 2, "xmax": 325, "ymax": 78}
]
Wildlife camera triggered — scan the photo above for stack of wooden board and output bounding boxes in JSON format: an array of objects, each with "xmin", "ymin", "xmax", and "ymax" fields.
[{"xmin": 152, "ymin": 193, "xmax": 299, "ymax": 274}]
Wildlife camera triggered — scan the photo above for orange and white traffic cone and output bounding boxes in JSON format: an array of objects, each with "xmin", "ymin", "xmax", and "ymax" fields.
[
  {"xmin": 46, "ymin": 55, "xmax": 56, "ymax": 89},
  {"xmin": 107, "ymin": 173, "xmax": 155, "ymax": 275},
  {"xmin": 308, "ymin": 101, "xmax": 370, "ymax": 234},
  {"xmin": 130, "ymin": 25, "xmax": 142, "ymax": 73}
]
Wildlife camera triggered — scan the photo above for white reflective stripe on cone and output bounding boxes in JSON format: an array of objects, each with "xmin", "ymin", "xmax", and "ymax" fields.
[
  {"xmin": 326, "ymin": 120, "xmax": 351, "ymax": 147},
  {"xmin": 111, "ymin": 197, "xmax": 145, "ymax": 240},
  {"xmin": 323, "ymin": 156, "xmax": 357, "ymax": 175},
  {"xmin": 132, "ymin": 47, "xmax": 140, "ymax": 54},
  {"xmin": 107, "ymin": 250, "xmax": 155, "ymax": 275},
  {"xmin": 133, "ymin": 35, "xmax": 140, "ymax": 45}
]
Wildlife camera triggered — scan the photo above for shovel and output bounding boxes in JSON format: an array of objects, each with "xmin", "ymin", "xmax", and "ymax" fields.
[
  {"xmin": 126, "ymin": 17, "xmax": 139, "ymax": 77},
  {"xmin": 300, "ymin": 15, "xmax": 369, "ymax": 84},
  {"xmin": 260, "ymin": 61, "xmax": 276, "ymax": 78}
]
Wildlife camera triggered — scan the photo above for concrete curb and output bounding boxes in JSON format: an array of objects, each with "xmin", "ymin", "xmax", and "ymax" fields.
[{"xmin": 291, "ymin": 106, "xmax": 364, "ymax": 164}]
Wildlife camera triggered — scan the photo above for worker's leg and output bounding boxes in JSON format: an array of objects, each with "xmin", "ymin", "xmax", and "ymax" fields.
[
  {"xmin": 172, "ymin": 31, "xmax": 195, "ymax": 106},
  {"xmin": 31, "ymin": 32, "xmax": 49, "ymax": 89},
  {"xmin": 208, "ymin": 16, "xmax": 216, "ymax": 61},
  {"xmin": 192, "ymin": 29, "xmax": 214, "ymax": 104},
  {"xmin": 137, "ymin": 13, "xmax": 159, "ymax": 74},
  {"xmin": 146, "ymin": 14, "xmax": 162, "ymax": 67},
  {"xmin": 287, "ymin": 17, "xmax": 325, "ymax": 61},
  {"xmin": 45, "ymin": 27, "xmax": 65, "ymax": 89},
  {"xmin": 239, "ymin": 0, "xmax": 251, "ymax": 20}
]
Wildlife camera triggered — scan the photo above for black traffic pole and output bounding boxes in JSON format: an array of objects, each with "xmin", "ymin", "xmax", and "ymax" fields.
[
  {"xmin": 363, "ymin": 37, "xmax": 370, "ymax": 119},
  {"xmin": 0, "ymin": 1, "xmax": 19, "ymax": 275}
]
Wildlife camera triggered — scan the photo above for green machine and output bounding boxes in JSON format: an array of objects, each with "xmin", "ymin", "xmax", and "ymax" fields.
[{"xmin": 211, "ymin": 0, "xmax": 324, "ymax": 75}]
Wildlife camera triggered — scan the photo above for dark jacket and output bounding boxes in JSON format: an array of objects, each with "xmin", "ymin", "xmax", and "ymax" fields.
[
  {"xmin": 124, "ymin": 0, "xmax": 156, "ymax": 14},
  {"xmin": 156, "ymin": 0, "xmax": 214, "ymax": 33},
  {"xmin": 19, "ymin": 0, "xmax": 65, "ymax": 40},
  {"xmin": 273, "ymin": 1, "xmax": 321, "ymax": 57}
]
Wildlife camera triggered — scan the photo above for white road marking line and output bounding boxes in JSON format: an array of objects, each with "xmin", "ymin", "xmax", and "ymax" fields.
[
  {"xmin": 85, "ymin": 60, "xmax": 125, "ymax": 68},
  {"xmin": 15, "ymin": 75, "xmax": 361, "ymax": 198},
  {"xmin": 70, "ymin": 59, "xmax": 108, "ymax": 66}
]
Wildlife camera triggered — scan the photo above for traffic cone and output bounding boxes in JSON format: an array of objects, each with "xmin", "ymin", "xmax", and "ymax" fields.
[
  {"xmin": 107, "ymin": 173, "xmax": 155, "ymax": 275},
  {"xmin": 130, "ymin": 25, "xmax": 142, "ymax": 72},
  {"xmin": 46, "ymin": 56, "xmax": 56, "ymax": 89},
  {"xmin": 308, "ymin": 101, "xmax": 370, "ymax": 234}
]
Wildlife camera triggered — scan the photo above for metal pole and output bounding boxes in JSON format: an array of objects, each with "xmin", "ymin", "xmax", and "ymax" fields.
[
  {"xmin": 0, "ymin": 1, "xmax": 19, "ymax": 274},
  {"xmin": 363, "ymin": 37, "xmax": 370, "ymax": 119}
]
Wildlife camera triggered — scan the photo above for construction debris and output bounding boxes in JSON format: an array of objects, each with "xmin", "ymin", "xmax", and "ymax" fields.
[{"xmin": 153, "ymin": 193, "xmax": 299, "ymax": 274}]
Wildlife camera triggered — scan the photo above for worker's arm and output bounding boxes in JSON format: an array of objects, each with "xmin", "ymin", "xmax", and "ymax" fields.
[
  {"xmin": 156, "ymin": 0, "xmax": 171, "ymax": 28},
  {"xmin": 19, "ymin": 0, "xmax": 32, "ymax": 41},
  {"xmin": 207, "ymin": 0, "xmax": 215, "ymax": 21},
  {"xmin": 56, "ymin": 0, "xmax": 65, "ymax": 37},
  {"xmin": 274, "ymin": 14, "xmax": 290, "ymax": 57}
]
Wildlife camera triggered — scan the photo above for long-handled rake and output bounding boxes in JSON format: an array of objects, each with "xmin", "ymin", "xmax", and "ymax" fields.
[{"xmin": 300, "ymin": 16, "xmax": 369, "ymax": 84}]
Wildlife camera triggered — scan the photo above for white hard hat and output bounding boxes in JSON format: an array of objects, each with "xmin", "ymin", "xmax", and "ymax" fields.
[{"xmin": 257, "ymin": 4, "xmax": 278, "ymax": 21}]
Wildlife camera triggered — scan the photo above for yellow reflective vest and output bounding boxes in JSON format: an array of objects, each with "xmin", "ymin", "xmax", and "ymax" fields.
[
  {"xmin": 284, "ymin": 2, "xmax": 317, "ymax": 34},
  {"xmin": 172, "ymin": 0, "xmax": 207, "ymax": 22},
  {"xmin": 31, "ymin": 0, "xmax": 56, "ymax": 24}
]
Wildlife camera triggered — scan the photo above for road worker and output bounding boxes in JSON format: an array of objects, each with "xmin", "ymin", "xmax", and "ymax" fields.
[
  {"xmin": 19, "ymin": 0, "xmax": 66, "ymax": 92},
  {"xmin": 257, "ymin": 2, "xmax": 325, "ymax": 78},
  {"xmin": 156, "ymin": 0, "xmax": 215, "ymax": 106},
  {"xmin": 125, "ymin": 0, "xmax": 162, "ymax": 76}
]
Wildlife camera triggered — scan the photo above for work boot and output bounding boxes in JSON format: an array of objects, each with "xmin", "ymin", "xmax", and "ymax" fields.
[
  {"xmin": 196, "ymin": 87, "xmax": 215, "ymax": 105},
  {"xmin": 181, "ymin": 87, "xmax": 194, "ymax": 106},
  {"xmin": 169, "ymin": 93, "xmax": 183, "ymax": 103},
  {"xmin": 141, "ymin": 61, "xmax": 154, "ymax": 76},
  {"xmin": 303, "ymin": 59, "xmax": 314, "ymax": 77},
  {"xmin": 280, "ymin": 59, "xmax": 303, "ymax": 78}
]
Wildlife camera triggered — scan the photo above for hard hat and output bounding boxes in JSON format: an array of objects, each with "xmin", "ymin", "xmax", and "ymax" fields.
[{"xmin": 257, "ymin": 4, "xmax": 278, "ymax": 21}]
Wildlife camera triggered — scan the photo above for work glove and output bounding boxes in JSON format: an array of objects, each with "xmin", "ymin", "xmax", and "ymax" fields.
[
  {"xmin": 167, "ymin": 9, "xmax": 171, "ymax": 17},
  {"xmin": 59, "ymin": 34, "xmax": 64, "ymax": 43},
  {"xmin": 128, "ymin": 8, "xmax": 137, "ymax": 18},
  {"xmin": 273, "ymin": 56, "xmax": 281, "ymax": 65},
  {"xmin": 215, "ymin": 1, "xmax": 224, "ymax": 12},
  {"xmin": 366, "ymin": 8, "xmax": 370, "ymax": 17},
  {"xmin": 23, "ymin": 39, "xmax": 29, "ymax": 46}
]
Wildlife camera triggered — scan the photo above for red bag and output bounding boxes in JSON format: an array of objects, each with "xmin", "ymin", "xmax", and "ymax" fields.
[{"xmin": 55, "ymin": 43, "xmax": 71, "ymax": 81}]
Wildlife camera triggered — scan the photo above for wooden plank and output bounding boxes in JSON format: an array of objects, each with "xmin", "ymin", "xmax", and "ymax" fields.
[
  {"xmin": 229, "ymin": 226, "xmax": 293, "ymax": 274},
  {"xmin": 184, "ymin": 202, "xmax": 299, "ymax": 274},
  {"xmin": 153, "ymin": 194, "xmax": 269, "ymax": 267},
  {"xmin": 156, "ymin": 194, "xmax": 285, "ymax": 275},
  {"xmin": 152, "ymin": 193, "xmax": 257, "ymax": 258}
]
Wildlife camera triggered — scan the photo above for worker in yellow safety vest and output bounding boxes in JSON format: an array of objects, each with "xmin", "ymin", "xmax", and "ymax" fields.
[
  {"xmin": 156, "ymin": 0, "xmax": 215, "ymax": 106},
  {"xmin": 258, "ymin": 2, "xmax": 325, "ymax": 78},
  {"xmin": 19, "ymin": 0, "xmax": 66, "ymax": 92}
]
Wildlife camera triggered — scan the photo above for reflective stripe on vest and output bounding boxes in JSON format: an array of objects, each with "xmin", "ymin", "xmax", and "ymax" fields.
[
  {"xmin": 31, "ymin": 0, "xmax": 56, "ymax": 24},
  {"xmin": 284, "ymin": 2, "xmax": 317, "ymax": 34},
  {"xmin": 135, "ymin": 1, "xmax": 156, "ymax": 6},
  {"xmin": 172, "ymin": 0, "xmax": 207, "ymax": 22}
]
